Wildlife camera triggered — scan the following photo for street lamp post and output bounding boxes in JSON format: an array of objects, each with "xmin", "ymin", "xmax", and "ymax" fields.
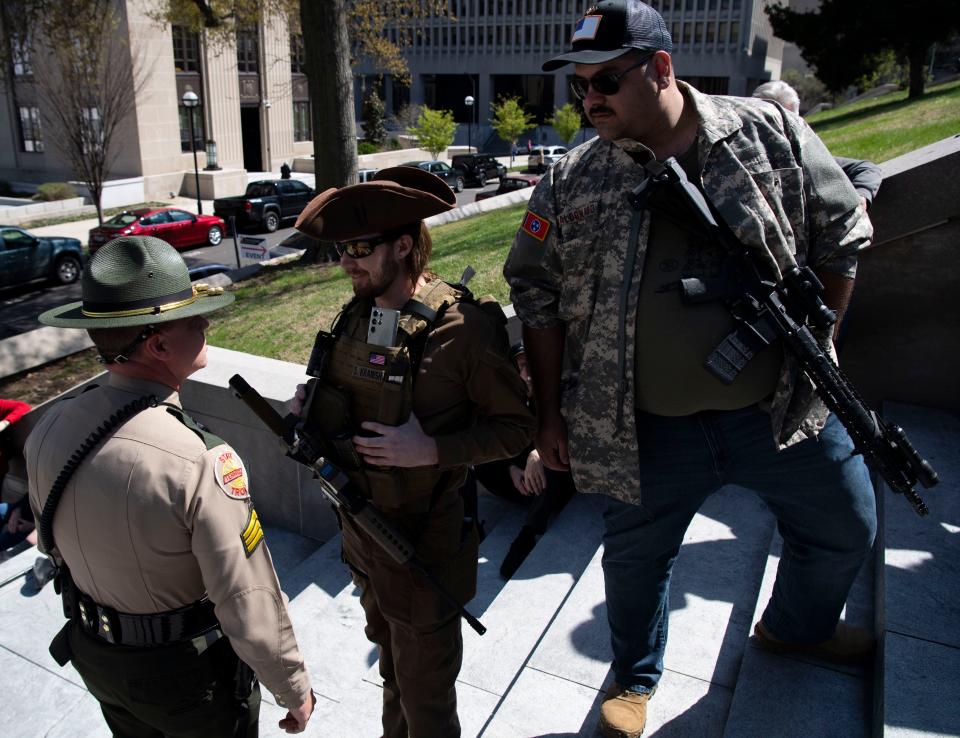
[
  {"xmin": 181, "ymin": 90, "xmax": 203, "ymax": 215},
  {"xmin": 464, "ymin": 95, "xmax": 474, "ymax": 153}
]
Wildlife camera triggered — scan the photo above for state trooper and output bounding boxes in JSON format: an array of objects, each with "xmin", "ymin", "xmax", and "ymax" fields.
[
  {"xmin": 25, "ymin": 236, "xmax": 315, "ymax": 737},
  {"xmin": 504, "ymin": 2, "xmax": 877, "ymax": 736},
  {"xmin": 291, "ymin": 166, "xmax": 534, "ymax": 737}
]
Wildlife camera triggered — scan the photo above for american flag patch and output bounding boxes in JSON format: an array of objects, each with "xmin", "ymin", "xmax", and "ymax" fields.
[
  {"xmin": 369, "ymin": 352, "xmax": 386, "ymax": 365},
  {"xmin": 572, "ymin": 15, "xmax": 601, "ymax": 42},
  {"xmin": 521, "ymin": 211, "xmax": 551, "ymax": 242}
]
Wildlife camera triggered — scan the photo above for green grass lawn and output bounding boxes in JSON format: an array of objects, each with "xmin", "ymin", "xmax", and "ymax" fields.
[
  {"xmin": 807, "ymin": 79, "xmax": 960, "ymax": 162},
  {"xmin": 205, "ymin": 203, "xmax": 527, "ymax": 363}
]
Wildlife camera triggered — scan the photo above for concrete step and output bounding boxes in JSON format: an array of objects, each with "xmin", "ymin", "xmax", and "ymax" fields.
[
  {"xmin": 260, "ymin": 491, "xmax": 525, "ymax": 734},
  {"xmin": 875, "ymin": 403, "xmax": 960, "ymax": 737},
  {"xmin": 722, "ymin": 532, "xmax": 874, "ymax": 738},
  {"xmin": 482, "ymin": 484, "xmax": 776, "ymax": 738},
  {"xmin": 307, "ymin": 493, "xmax": 562, "ymax": 737}
]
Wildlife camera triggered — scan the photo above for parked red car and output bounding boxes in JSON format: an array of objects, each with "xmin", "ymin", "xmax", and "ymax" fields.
[
  {"xmin": 474, "ymin": 174, "xmax": 541, "ymax": 202},
  {"xmin": 88, "ymin": 208, "xmax": 226, "ymax": 253}
]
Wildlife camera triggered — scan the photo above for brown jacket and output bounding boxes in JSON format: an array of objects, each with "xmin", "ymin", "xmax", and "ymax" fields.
[{"xmin": 25, "ymin": 373, "xmax": 311, "ymax": 710}]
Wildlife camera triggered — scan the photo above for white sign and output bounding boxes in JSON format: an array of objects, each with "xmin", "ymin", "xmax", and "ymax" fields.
[{"xmin": 239, "ymin": 236, "xmax": 269, "ymax": 267}]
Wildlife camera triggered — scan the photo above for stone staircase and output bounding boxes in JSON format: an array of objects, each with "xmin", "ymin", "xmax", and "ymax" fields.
[{"xmin": 0, "ymin": 403, "xmax": 956, "ymax": 738}]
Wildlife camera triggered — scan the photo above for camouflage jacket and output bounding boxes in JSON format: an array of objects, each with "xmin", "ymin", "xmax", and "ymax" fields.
[{"xmin": 503, "ymin": 82, "xmax": 872, "ymax": 504}]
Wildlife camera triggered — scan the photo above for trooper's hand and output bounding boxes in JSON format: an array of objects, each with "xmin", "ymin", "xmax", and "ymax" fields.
[
  {"xmin": 522, "ymin": 448, "xmax": 546, "ymax": 495},
  {"xmin": 278, "ymin": 691, "xmax": 316, "ymax": 734},
  {"xmin": 536, "ymin": 411, "xmax": 570, "ymax": 471},
  {"xmin": 509, "ymin": 465, "xmax": 526, "ymax": 495},
  {"xmin": 288, "ymin": 383, "xmax": 308, "ymax": 417},
  {"xmin": 354, "ymin": 414, "xmax": 439, "ymax": 467}
]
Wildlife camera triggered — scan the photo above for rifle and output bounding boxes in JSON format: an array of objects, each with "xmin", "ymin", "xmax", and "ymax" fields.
[
  {"xmin": 228, "ymin": 374, "xmax": 487, "ymax": 635},
  {"xmin": 628, "ymin": 158, "xmax": 938, "ymax": 516}
]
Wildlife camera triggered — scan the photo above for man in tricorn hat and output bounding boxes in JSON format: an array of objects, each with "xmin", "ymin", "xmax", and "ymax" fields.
[
  {"xmin": 25, "ymin": 236, "xmax": 315, "ymax": 736},
  {"xmin": 293, "ymin": 167, "xmax": 534, "ymax": 737},
  {"xmin": 505, "ymin": 1, "xmax": 876, "ymax": 736}
]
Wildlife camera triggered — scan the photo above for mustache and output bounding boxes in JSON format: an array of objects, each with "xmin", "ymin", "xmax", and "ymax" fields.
[{"xmin": 588, "ymin": 105, "xmax": 614, "ymax": 116}]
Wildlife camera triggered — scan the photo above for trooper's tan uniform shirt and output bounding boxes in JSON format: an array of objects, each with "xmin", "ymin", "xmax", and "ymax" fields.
[{"xmin": 25, "ymin": 373, "xmax": 311, "ymax": 711}]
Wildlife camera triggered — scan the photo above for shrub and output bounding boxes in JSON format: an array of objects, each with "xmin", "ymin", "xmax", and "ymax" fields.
[
  {"xmin": 357, "ymin": 141, "xmax": 379, "ymax": 155},
  {"xmin": 33, "ymin": 182, "xmax": 76, "ymax": 201}
]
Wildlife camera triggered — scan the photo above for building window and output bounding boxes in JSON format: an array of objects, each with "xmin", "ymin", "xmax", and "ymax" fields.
[
  {"xmin": 82, "ymin": 107, "xmax": 102, "ymax": 153},
  {"xmin": 179, "ymin": 105, "xmax": 204, "ymax": 152},
  {"xmin": 237, "ymin": 29, "xmax": 258, "ymax": 73},
  {"xmin": 730, "ymin": 20, "xmax": 739, "ymax": 44},
  {"xmin": 290, "ymin": 34, "xmax": 306, "ymax": 74},
  {"xmin": 706, "ymin": 22, "xmax": 716, "ymax": 44},
  {"xmin": 172, "ymin": 26, "xmax": 200, "ymax": 73},
  {"xmin": 18, "ymin": 107, "xmax": 42, "ymax": 152},
  {"xmin": 12, "ymin": 35, "xmax": 31, "ymax": 76},
  {"xmin": 293, "ymin": 100, "xmax": 312, "ymax": 142}
]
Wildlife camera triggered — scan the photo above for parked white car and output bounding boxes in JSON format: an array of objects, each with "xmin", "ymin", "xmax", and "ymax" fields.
[{"xmin": 528, "ymin": 145, "xmax": 568, "ymax": 172}]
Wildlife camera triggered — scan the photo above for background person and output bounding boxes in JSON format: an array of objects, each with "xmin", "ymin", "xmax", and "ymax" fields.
[
  {"xmin": 25, "ymin": 236, "xmax": 315, "ymax": 737},
  {"xmin": 292, "ymin": 166, "xmax": 534, "ymax": 737},
  {"xmin": 504, "ymin": 3, "xmax": 877, "ymax": 737}
]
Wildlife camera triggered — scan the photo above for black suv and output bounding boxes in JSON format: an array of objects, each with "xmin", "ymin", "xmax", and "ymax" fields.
[{"xmin": 451, "ymin": 153, "xmax": 506, "ymax": 187}]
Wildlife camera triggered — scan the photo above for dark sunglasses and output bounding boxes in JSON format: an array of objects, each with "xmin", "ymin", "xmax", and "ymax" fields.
[
  {"xmin": 569, "ymin": 53, "xmax": 654, "ymax": 100},
  {"xmin": 334, "ymin": 235, "xmax": 390, "ymax": 259}
]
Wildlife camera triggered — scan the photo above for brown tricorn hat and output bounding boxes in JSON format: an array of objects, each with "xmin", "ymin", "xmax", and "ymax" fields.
[{"xmin": 295, "ymin": 166, "xmax": 456, "ymax": 241}]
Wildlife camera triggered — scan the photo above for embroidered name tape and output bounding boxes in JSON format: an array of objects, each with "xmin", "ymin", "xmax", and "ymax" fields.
[
  {"xmin": 521, "ymin": 211, "xmax": 551, "ymax": 242},
  {"xmin": 215, "ymin": 450, "xmax": 249, "ymax": 500},
  {"xmin": 572, "ymin": 15, "xmax": 601, "ymax": 42}
]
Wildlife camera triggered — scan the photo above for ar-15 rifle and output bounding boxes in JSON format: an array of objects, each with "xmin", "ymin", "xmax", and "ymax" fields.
[
  {"xmin": 228, "ymin": 374, "xmax": 487, "ymax": 635},
  {"xmin": 627, "ymin": 158, "xmax": 938, "ymax": 516}
]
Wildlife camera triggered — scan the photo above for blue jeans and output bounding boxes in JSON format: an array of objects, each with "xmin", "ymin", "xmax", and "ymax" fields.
[{"xmin": 601, "ymin": 405, "xmax": 876, "ymax": 693}]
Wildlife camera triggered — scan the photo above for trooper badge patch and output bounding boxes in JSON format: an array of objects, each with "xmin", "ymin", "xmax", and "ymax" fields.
[
  {"xmin": 215, "ymin": 450, "xmax": 250, "ymax": 500},
  {"xmin": 240, "ymin": 508, "xmax": 264, "ymax": 558}
]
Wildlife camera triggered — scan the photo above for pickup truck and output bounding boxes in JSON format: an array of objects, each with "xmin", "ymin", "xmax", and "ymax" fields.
[{"xmin": 213, "ymin": 179, "xmax": 315, "ymax": 233}]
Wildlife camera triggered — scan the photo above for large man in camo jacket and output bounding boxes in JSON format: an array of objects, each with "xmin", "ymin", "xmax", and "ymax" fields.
[{"xmin": 503, "ymin": 3, "xmax": 877, "ymax": 737}]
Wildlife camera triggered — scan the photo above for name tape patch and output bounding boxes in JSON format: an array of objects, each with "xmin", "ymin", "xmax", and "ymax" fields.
[
  {"xmin": 521, "ymin": 210, "xmax": 551, "ymax": 242},
  {"xmin": 240, "ymin": 508, "xmax": 264, "ymax": 558},
  {"xmin": 215, "ymin": 450, "xmax": 249, "ymax": 500},
  {"xmin": 557, "ymin": 202, "xmax": 599, "ymax": 226},
  {"xmin": 353, "ymin": 364, "xmax": 385, "ymax": 382}
]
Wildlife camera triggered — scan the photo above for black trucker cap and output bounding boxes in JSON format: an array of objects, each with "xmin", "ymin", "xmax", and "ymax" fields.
[{"xmin": 542, "ymin": 0, "xmax": 673, "ymax": 71}]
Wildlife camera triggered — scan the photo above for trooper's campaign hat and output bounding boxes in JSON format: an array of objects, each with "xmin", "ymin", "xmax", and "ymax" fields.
[
  {"xmin": 542, "ymin": 0, "xmax": 672, "ymax": 71},
  {"xmin": 295, "ymin": 165, "xmax": 456, "ymax": 242},
  {"xmin": 39, "ymin": 236, "xmax": 233, "ymax": 328}
]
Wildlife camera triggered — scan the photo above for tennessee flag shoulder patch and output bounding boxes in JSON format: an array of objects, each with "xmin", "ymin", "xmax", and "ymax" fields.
[
  {"xmin": 521, "ymin": 210, "xmax": 551, "ymax": 242},
  {"xmin": 215, "ymin": 450, "xmax": 250, "ymax": 500},
  {"xmin": 241, "ymin": 508, "xmax": 264, "ymax": 558}
]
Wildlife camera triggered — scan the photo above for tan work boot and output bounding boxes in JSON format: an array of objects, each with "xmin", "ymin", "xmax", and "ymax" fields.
[
  {"xmin": 753, "ymin": 620, "xmax": 874, "ymax": 665},
  {"xmin": 599, "ymin": 683, "xmax": 653, "ymax": 738}
]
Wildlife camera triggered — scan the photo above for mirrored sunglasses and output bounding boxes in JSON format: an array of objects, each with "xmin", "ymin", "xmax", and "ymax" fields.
[
  {"xmin": 569, "ymin": 54, "xmax": 654, "ymax": 101},
  {"xmin": 334, "ymin": 235, "xmax": 390, "ymax": 259}
]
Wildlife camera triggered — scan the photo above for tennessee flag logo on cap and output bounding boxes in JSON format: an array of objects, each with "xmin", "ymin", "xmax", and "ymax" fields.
[
  {"xmin": 572, "ymin": 15, "xmax": 602, "ymax": 42},
  {"xmin": 521, "ymin": 211, "xmax": 551, "ymax": 242}
]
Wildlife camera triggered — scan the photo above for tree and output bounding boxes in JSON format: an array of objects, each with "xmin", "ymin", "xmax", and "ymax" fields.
[
  {"xmin": 490, "ymin": 97, "xmax": 535, "ymax": 164},
  {"xmin": 409, "ymin": 107, "xmax": 457, "ymax": 160},
  {"xmin": 0, "ymin": 0, "xmax": 147, "ymax": 224},
  {"xmin": 549, "ymin": 103, "xmax": 581, "ymax": 145},
  {"xmin": 767, "ymin": 0, "xmax": 959, "ymax": 98},
  {"xmin": 361, "ymin": 91, "xmax": 387, "ymax": 148}
]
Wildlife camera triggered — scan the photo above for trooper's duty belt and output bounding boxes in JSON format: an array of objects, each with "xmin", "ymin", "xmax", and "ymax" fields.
[{"xmin": 76, "ymin": 591, "xmax": 219, "ymax": 648}]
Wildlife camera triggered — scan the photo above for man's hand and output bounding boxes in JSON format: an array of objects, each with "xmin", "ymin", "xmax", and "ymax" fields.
[
  {"xmin": 354, "ymin": 414, "xmax": 439, "ymax": 468},
  {"xmin": 536, "ymin": 411, "xmax": 570, "ymax": 471},
  {"xmin": 278, "ymin": 691, "xmax": 316, "ymax": 734},
  {"xmin": 288, "ymin": 383, "xmax": 308, "ymax": 418},
  {"xmin": 521, "ymin": 448, "xmax": 546, "ymax": 495},
  {"xmin": 509, "ymin": 465, "xmax": 526, "ymax": 494},
  {"xmin": 7, "ymin": 507, "xmax": 31, "ymax": 534}
]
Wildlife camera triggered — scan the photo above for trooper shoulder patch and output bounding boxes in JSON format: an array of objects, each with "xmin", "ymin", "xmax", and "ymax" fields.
[
  {"xmin": 215, "ymin": 449, "xmax": 250, "ymax": 500},
  {"xmin": 240, "ymin": 508, "xmax": 264, "ymax": 558}
]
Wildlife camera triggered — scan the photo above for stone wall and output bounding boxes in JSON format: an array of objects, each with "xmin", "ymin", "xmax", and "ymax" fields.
[{"xmin": 839, "ymin": 136, "xmax": 960, "ymax": 412}]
